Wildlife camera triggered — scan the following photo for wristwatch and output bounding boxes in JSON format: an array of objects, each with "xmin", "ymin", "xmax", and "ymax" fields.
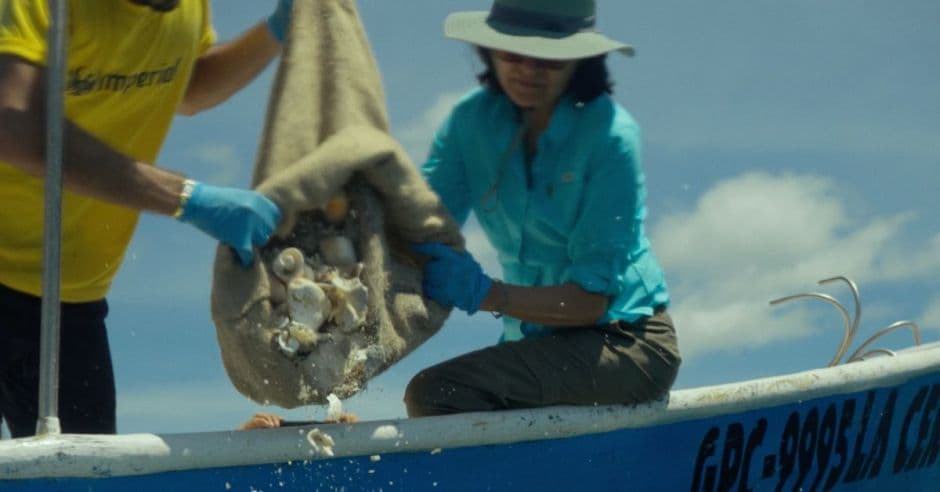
[{"xmin": 173, "ymin": 179, "xmax": 197, "ymax": 219}]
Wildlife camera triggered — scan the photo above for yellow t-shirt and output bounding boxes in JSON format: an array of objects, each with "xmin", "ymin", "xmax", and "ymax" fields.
[{"xmin": 0, "ymin": 0, "xmax": 216, "ymax": 302}]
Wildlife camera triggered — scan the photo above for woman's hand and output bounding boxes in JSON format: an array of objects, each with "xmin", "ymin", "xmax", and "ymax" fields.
[
  {"xmin": 177, "ymin": 181, "xmax": 282, "ymax": 267},
  {"xmin": 414, "ymin": 242, "xmax": 492, "ymax": 314}
]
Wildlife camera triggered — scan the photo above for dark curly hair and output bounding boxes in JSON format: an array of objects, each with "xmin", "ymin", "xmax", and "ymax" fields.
[{"xmin": 476, "ymin": 48, "xmax": 614, "ymax": 104}]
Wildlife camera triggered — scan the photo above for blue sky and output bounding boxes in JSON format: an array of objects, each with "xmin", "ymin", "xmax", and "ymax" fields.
[{"xmin": 18, "ymin": 0, "xmax": 938, "ymax": 436}]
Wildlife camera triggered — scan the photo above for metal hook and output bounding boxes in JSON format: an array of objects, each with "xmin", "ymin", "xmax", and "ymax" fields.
[
  {"xmin": 771, "ymin": 276, "xmax": 922, "ymax": 367},
  {"xmin": 769, "ymin": 292, "xmax": 853, "ymax": 367},
  {"xmin": 846, "ymin": 321, "xmax": 922, "ymax": 363},
  {"xmin": 819, "ymin": 277, "xmax": 861, "ymax": 344},
  {"xmin": 851, "ymin": 349, "xmax": 897, "ymax": 361}
]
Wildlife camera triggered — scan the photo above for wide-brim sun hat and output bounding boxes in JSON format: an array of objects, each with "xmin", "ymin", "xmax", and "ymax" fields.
[{"xmin": 444, "ymin": 0, "xmax": 634, "ymax": 61}]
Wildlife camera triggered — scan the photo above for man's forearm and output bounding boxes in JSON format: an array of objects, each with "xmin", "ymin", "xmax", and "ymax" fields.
[
  {"xmin": 0, "ymin": 55, "xmax": 184, "ymax": 215},
  {"xmin": 0, "ymin": 106, "xmax": 183, "ymax": 215},
  {"xmin": 179, "ymin": 22, "xmax": 281, "ymax": 115},
  {"xmin": 479, "ymin": 282, "xmax": 609, "ymax": 327},
  {"xmin": 61, "ymin": 120, "xmax": 184, "ymax": 215}
]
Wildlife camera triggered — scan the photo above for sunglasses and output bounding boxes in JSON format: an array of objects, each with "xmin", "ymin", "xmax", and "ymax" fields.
[{"xmin": 492, "ymin": 51, "xmax": 572, "ymax": 71}]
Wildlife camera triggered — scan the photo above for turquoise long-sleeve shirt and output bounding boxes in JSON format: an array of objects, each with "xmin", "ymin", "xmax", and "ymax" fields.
[{"xmin": 421, "ymin": 88, "xmax": 669, "ymax": 342}]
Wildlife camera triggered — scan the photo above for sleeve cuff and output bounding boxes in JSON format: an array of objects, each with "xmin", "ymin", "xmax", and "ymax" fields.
[
  {"xmin": 567, "ymin": 261, "xmax": 616, "ymax": 296},
  {"xmin": 0, "ymin": 44, "xmax": 47, "ymax": 66}
]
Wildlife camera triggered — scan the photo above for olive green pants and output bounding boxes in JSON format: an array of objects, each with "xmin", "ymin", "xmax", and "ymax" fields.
[{"xmin": 404, "ymin": 312, "xmax": 681, "ymax": 417}]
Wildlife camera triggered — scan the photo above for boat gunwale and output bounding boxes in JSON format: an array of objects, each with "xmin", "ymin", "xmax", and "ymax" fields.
[{"xmin": 3, "ymin": 341, "xmax": 940, "ymax": 481}]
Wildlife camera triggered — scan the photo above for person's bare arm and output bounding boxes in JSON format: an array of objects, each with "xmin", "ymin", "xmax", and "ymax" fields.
[
  {"xmin": 0, "ymin": 55, "xmax": 183, "ymax": 215},
  {"xmin": 479, "ymin": 282, "xmax": 609, "ymax": 327},
  {"xmin": 178, "ymin": 22, "xmax": 281, "ymax": 116}
]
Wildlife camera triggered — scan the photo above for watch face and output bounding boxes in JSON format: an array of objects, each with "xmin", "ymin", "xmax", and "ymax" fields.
[{"xmin": 128, "ymin": 0, "xmax": 180, "ymax": 12}]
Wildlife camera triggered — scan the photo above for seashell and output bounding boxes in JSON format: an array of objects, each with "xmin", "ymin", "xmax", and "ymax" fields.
[
  {"xmin": 332, "ymin": 303, "xmax": 363, "ymax": 333},
  {"xmin": 276, "ymin": 330, "xmax": 303, "ymax": 356},
  {"xmin": 323, "ymin": 276, "xmax": 369, "ymax": 333},
  {"xmin": 319, "ymin": 236, "xmax": 357, "ymax": 267},
  {"xmin": 306, "ymin": 428, "xmax": 335, "ymax": 458},
  {"xmin": 287, "ymin": 278, "xmax": 332, "ymax": 331},
  {"xmin": 273, "ymin": 248, "xmax": 307, "ymax": 283},
  {"xmin": 323, "ymin": 194, "xmax": 349, "ymax": 224},
  {"xmin": 288, "ymin": 322, "xmax": 320, "ymax": 347},
  {"xmin": 326, "ymin": 393, "xmax": 344, "ymax": 421},
  {"xmin": 314, "ymin": 264, "xmax": 336, "ymax": 283}
]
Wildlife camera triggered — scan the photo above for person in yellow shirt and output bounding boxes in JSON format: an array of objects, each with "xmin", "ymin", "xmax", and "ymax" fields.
[{"xmin": 0, "ymin": 0, "xmax": 292, "ymax": 438}]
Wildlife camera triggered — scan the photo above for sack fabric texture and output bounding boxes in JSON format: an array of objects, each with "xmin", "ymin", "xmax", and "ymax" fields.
[{"xmin": 210, "ymin": 0, "xmax": 462, "ymax": 408}]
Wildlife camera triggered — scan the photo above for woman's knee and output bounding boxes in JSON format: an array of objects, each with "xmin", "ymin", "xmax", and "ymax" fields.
[
  {"xmin": 404, "ymin": 362, "xmax": 500, "ymax": 417},
  {"xmin": 404, "ymin": 368, "xmax": 443, "ymax": 417}
]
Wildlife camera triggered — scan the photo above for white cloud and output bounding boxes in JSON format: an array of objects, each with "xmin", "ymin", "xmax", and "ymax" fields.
[
  {"xmin": 464, "ymin": 214, "xmax": 501, "ymax": 278},
  {"xmin": 878, "ymin": 232, "xmax": 940, "ymax": 283},
  {"xmin": 394, "ymin": 90, "xmax": 469, "ymax": 164},
  {"xmin": 652, "ymin": 172, "xmax": 937, "ymax": 359},
  {"xmin": 922, "ymin": 297, "xmax": 940, "ymax": 334},
  {"xmin": 188, "ymin": 142, "xmax": 245, "ymax": 187}
]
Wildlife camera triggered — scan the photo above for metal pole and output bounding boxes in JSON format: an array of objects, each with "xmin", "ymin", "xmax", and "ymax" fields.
[{"xmin": 36, "ymin": 0, "xmax": 69, "ymax": 437}]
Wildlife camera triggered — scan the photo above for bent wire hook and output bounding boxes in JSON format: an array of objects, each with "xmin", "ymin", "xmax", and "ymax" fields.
[{"xmin": 770, "ymin": 276, "xmax": 921, "ymax": 366}]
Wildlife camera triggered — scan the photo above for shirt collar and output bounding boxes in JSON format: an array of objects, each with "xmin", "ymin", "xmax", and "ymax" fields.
[
  {"xmin": 497, "ymin": 92, "xmax": 580, "ymax": 145},
  {"xmin": 541, "ymin": 96, "xmax": 579, "ymax": 146}
]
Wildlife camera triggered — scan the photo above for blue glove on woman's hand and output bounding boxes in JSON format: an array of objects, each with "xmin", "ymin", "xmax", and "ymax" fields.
[
  {"xmin": 266, "ymin": 0, "xmax": 293, "ymax": 44},
  {"xmin": 178, "ymin": 181, "xmax": 282, "ymax": 267},
  {"xmin": 413, "ymin": 242, "xmax": 492, "ymax": 315}
]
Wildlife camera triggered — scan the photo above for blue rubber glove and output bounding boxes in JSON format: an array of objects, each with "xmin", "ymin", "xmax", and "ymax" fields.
[
  {"xmin": 413, "ymin": 242, "xmax": 492, "ymax": 315},
  {"xmin": 178, "ymin": 182, "xmax": 282, "ymax": 267},
  {"xmin": 266, "ymin": 0, "xmax": 293, "ymax": 44}
]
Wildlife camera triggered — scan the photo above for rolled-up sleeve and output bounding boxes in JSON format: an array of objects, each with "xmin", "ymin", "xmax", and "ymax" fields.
[
  {"xmin": 565, "ymin": 121, "xmax": 644, "ymax": 297},
  {"xmin": 0, "ymin": 0, "xmax": 49, "ymax": 64},
  {"xmin": 198, "ymin": 0, "xmax": 217, "ymax": 55},
  {"xmin": 421, "ymin": 109, "xmax": 473, "ymax": 226}
]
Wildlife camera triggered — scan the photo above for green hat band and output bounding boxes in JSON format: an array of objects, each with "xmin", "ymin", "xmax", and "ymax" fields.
[{"xmin": 487, "ymin": 4, "xmax": 597, "ymax": 35}]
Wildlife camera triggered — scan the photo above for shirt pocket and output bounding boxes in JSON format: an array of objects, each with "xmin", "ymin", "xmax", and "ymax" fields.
[{"xmin": 533, "ymin": 170, "xmax": 583, "ymax": 233}]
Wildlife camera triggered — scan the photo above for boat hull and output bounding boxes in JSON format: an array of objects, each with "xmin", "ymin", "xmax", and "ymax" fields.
[{"xmin": 4, "ymin": 345, "xmax": 940, "ymax": 491}]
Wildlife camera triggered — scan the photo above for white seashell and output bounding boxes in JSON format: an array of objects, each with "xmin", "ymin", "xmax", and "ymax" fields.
[
  {"xmin": 314, "ymin": 264, "xmax": 336, "ymax": 283},
  {"xmin": 288, "ymin": 321, "xmax": 320, "ymax": 347},
  {"xmin": 287, "ymin": 278, "xmax": 332, "ymax": 331},
  {"xmin": 273, "ymin": 248, "xmax": 307, "ymax": 282},
  {"xmin": 276, "ymin": 330, "xmax": 302, "ymax": 356},
  {"xmin": 319, "ymin": 236, "xmax": 357, "ymax": 267},
  {"xmin": 326, "ymin": 393, "xmax": 344, "ymax": 421},
  {"xmin": 332, "ymin": 303, "xmax": 362, "ymax": 333},
  {"xmin": 306, "ymin": 429, "xmax": 335, "ymax": 458},
  {"xmin": 274, "ymin": 315, "xmax": 291, "ymax": 330},
  {"xmin": 323, "ymin": 276, "xmax": 369, "ymax": 333}
]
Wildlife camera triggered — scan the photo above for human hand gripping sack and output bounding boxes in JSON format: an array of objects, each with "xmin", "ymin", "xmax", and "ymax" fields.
[
  {"xmin": 266, "ymin": 0, "xmax": 294, "ymax": 43},
  {"xmin": 177, "ymin": 181, "xmax": 281, "ymax": 267},
  {"xmin": 413, "ymin": 242, "xmax": 492, "ymax": 315}
]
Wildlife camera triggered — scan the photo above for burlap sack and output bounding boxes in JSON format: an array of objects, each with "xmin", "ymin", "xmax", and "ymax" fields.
[{"xmin": 210, "ymin": 0, "xmax": 462, "ymax": 408}]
